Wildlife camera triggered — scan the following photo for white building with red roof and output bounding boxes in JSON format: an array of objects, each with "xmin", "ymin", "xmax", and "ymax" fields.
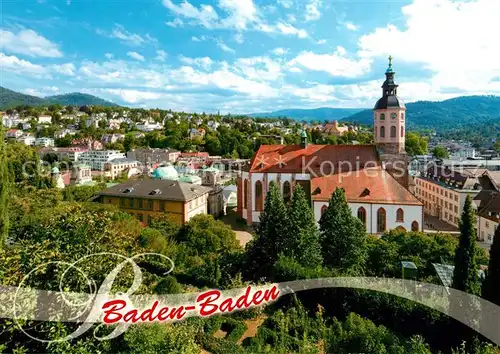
[{"xmin": 237, "ymin": 58, "xmax": 423, "ymax": 234}]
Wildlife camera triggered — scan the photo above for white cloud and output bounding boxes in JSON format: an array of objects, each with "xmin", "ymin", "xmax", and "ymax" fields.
[
  {"xmin": 0, "ymin": 52, "xmax": 46, "ymax": 74},
  {"xmin": 216, "ymin": 39, "xmax": 235, "ymax": 53},
  {"xmin": 344, "ymin": 21, "xmax": 358, "ymax": 31},
  {"xmin": 288, "ymin": 67, "xmax": 302, "ymax": 73},
  {"xmin": 277, "ymin": 0, "xmax": 293, "ymax": 9},
  {"xmin": 24, "ymin": 86, "xmax": 59, "ymax": 97},
  {"xmin": 105, "ymin": 53, "xmax": 114, "ymax": 59},
  {"xmin": 162, "ymin": 0, "xmax": 219, "ymax": 28},
  {"xmin": 127, "ymin": 51, "xmax": 145, "ymax": 61},
  {"xmin": 218, "ymin": 0, "xmax": 258, "ymax": 30},
  {"xmin": 316, "ymin": 39, "xmax": 326, "ymax": 44},
  {"xmin": 305, "ymin": 0, "xmax": 322, "ymax": 21},
  {"xmin": 0, "ymin": 29, "xmax": 62, "ymax": 58},
  {"xmin": 166, "ymin": 18, "xmax": 184, "ymax": 27},
  {"xmin": 233, "ymin": 33, "xmax": 244, "ymax": 44},
  {"xmin": 289, "ymin": 46, "xmax": 372, "ymax": 78},
  {"xmin": 276, "ymin": 22, "xmax": 308, "ymax": 38},
  {"xmin": 271, "ymin": 47, "xmax": 288, "ymax": 56},
  {"xmin": 357, "ymin": 0, "xmax": 500, "ymax": 94},
  {"xmin": 103, "ymin": 89, "xmax": 163, "ymax": 104},
  {"xmin": 52, "ymin": 63, "xmax": 76, "ymax": 76},
  {"xmin": 155, "ymin": 50, "xmax": 167, "ymax": 61},
  {"xmin": 179, "ymin": 56, "xmax": 213, "ymax": 70},
  {"xmin": 100, "ymin": 25, "xmax": 157, "ymax": 46},
  {"xmin": 234, "ymin": 56, "xmax": 282, "ymax": 81}
]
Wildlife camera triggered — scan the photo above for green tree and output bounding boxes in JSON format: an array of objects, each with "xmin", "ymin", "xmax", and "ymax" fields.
[
  {"xmin": 482, "ymin": 225, "xmax": 500, "ymax": 305},
  {"xmin": 432, "ymin": 146, "xmax": 450, "ymax": 159},
  {"xmin": 405, "ymin": 132, "xmax": 428, "ymax": 156},
  {"xmin": 245, "ymin": 181, "xmax": 290, "ymax": 280},
  {"xmin": 0, "ymin": 121, "xmax": 10, "ymax": 246},
  {"xmin": 319, "ymin": 188, "xmax": 367, "ymax": 272},
  {"xmin": 286, "ymin": 185, "xmax": 322, "ymax": 268},
  {"xmin": 452, "ymin": 195, "xmax": 480, "ymax": 295}
]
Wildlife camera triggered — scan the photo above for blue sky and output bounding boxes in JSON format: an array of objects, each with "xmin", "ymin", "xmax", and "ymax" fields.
[{"xmin": 1, "ymin": 0, "xmax": 499, "ymax": 113}]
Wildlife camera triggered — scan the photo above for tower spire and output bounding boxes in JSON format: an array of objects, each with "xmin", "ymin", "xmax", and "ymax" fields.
[{"xmin": 386, "ymin": 55, "xmax": 394, "ymax": 74}]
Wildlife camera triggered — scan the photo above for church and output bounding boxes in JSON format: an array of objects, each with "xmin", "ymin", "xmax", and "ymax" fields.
[{"xmin": 237, "ymin": 57, "xmax": 424, "ymax": 234}]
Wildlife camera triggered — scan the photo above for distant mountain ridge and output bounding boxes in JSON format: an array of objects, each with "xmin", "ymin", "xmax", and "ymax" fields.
[
  {"xmin": 343, "ymin": 95, "xmax": 500, "ymax": 131},
  {"xmin": 0, "ymin": 86, "xmax": 117, "ymax": 109},
  {"xmin": 248, "ymin": 107, "xmax": 364, "ymax": 121},
  {"xmin": 249, "ymin": 95, "xmax": 500, "ymax": 132}
]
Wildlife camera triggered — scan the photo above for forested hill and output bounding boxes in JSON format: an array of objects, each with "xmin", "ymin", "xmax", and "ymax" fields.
[
  {"xmin": 0, "ymin": 86, "xmax": 117, "ymax": 109},
  {"xmin": 248, "ymin": 107, "xmax": 364, "ymax": 121},
  {"xmin": 344, "ymin": 95, "xmax": 500, "ymax": 131}
]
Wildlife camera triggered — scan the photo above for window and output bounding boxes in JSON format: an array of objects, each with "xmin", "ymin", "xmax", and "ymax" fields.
[
  {"xmin": 401, "ymin": 126, "xmax": 404, "ymax": 137},
  {"xmin": 147, "ymin": 215, "xmax": 152, "ymax": 225},
  {"xmin": 377, "ymin": 208, "xmax": 386, "ymax": 233},
  {"xmin": 138, "ymin": 214, "xmax": 143, "ymax": 222},
  {"xmin": 380, "ymin": 126, "xmax": 385, "ymax": 138},
  {"xmin": 243, "ymin": 179, "xmax": 248, "ymax": 208},
  {"xmin": 396, "ymin": 208, "xmax": 404, "ymax": 222},
  {"xmin": 138, "ymin": 199, "xmax": 143, "ymax": 209},
  {"xmin": 321, "ymin": 205, "xmax": 328, "ymax": 216},
  {"xmin": 380, "ymin": 113, "xmax": 385, "ymax": 120},
  {"xmin": 283, "ymin": 181, "xmax": 291, "ymax": 203},
  {"xmin": 454, "ymin": 205, "xmax": 458, "ymax": 213},
  {"xmin": 411, "ymin": 221, "xmax": 419, "ymax": 232},
  {"xmin": 255, "ymin": 180, "xmax": 263, "ymax": 211},
  {"xmin": 391, "ymin": 112, "xmax": 397, "ymax": 119},
  {"xmin": 120, "ymin": 198, "xmax": 126, "ymax": 207},
  {"xmin": 357, "ymin": 207, "xmax": 367, "ymax": 228},
  {"xmin": 390, "ymin": 126, "xmax": 396, "ymax": 138},
  {"xmin": 160, "ymin": 201, "xmax": 165, "ymax": 212},
  {"xmin": 401, "ymin": 113, "xmax": 404, "ymax": 120},
  {"xmin": 147, "ymin": 200, "xmax": 153, "ymax": 210},
  {"xmin": 129, "ymin": 199, "xmax": 134, "ymax": 208}
]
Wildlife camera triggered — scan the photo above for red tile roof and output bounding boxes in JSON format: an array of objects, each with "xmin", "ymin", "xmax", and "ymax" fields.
[
  {"xmin": 311, "ymin": 167, "xmax": 422, "ymax": 205},
  {"xmin": 249, "ymin": 144, "xmax": 380, "ymax": 175}
]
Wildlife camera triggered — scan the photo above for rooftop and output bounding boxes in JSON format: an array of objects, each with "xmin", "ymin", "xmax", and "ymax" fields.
[{"xmin": 98, "ymin": 179, "xmax": 212, "ymax": 202}]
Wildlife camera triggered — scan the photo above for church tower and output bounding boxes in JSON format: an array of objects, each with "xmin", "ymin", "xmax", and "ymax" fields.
[{"xmin": 374, "ymin": 56, "xmax": 406, "ymax": 155}]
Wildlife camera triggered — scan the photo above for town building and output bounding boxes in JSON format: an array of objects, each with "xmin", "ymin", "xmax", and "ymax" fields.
[
  {"xmin": 79, "ymin": 150, "xmax": 126, "ymax": 170},
  {"xmin": 6, "ymin": 129, "xmax": 23, "ymax": 139},
  {"xmin": 71, "ymin": 138, "xmax": 104, "ymax": 151},
  {"xmin": 103, "ymin": 158, "xmax": 140, "ymax": 179},
  {"xmin": 322, "ymin": 120, "xmax": 355, "ymax": 137},
  {"xmin": 474, "ymin": 171, "xmax": 500, "ymax": 244},
  {"xmin": 102, "ymin": 134, "xmax": 125, "ymax": 144},
  {"xmin": 415, "ymin": 167, "xmax": 496, "ymax": 227},
  {"xmin": 237, "ymin": 57, "xmax": 423, "ymax": 234},
  {"xmin": 70, "ymin": 164, "xmax": 93, "ymax": 185},
  {"xmin": 35, "ymin": 137, "xmax": 55, "ymax": 147},
  {"xmin": 38, "ymin": 115, "xmax": 52, "ymax": 124},
  {"xmin": 127, "ymin": 148, "xmax": 180, "ymax": 167},
  {"xmin": 97, "ymin": 179, "xmax": 212, "ymax": 225},
  {"xmin": 39, "ymin": 147, "xmax": 89, "ymax": 162},
  {"xmin": 16, "ymin": 135, "xmax": 36, "ymax": 146}
]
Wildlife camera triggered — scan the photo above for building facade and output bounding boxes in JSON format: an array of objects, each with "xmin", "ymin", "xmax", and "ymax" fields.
[
  {"xmin": 79, "ymin": 150, "xmax": 126, "ymax": 170},
  {"xmin": 97, "ymin": 180, "xmax": 211, "ymax": 225}
]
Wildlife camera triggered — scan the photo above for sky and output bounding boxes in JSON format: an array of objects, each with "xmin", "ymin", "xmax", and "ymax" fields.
[{"xmin": 1, "ymin": 0, "xmax": 499, "ymax": 114}]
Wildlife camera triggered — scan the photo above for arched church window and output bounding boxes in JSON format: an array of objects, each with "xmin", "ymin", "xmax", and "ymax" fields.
[
  {"xmin": 377, "ymin": 208, "xmax": 386, "ymax": 233},
  {"xmin": 401, "ymin": 113, "xmax": 405, "ymax": 120},
  {"xmin": 380, "ymin": 113, "xmax": 385, "ymax": 120},
  {"xmin": 390, "ymin": 126, "xmax": 396, "ymax": 138},
  {"xmin": 380, "ymin": 126, "xmax": 385, "ymax": 138},
  {"xmin": 357, "ymin": 207, "xmax": 367, "ymax": 228},
  {"xmin": 255, "ymin": 181, "xmax": 263, "ymax": 211},
  {"xmin": 411, "ymin": 221, "xmax": 419, "ymax": 232},
  {"xmin": 401, "ymin": 126, "xmax": 404, "ymax": 138},
  {"xmin": 396, "ymin": 208, "xmax": 404, "ymax": 222},
  {"xmin": 321, "ymin": 205, "xmax": 327, "ymax": 216}
]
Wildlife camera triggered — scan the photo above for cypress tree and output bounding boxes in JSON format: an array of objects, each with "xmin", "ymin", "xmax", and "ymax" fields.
[
  {"xmin": 452, "ymin": 195, "xmax": 480, "ymax": 295},
  {"xmin": 286, "ymin": 184, "xmax": 322, "ymax": 268},
  {"xmin": 245, "ymin": 181, "xmax": 290, "ymax": 280},
  {"xmin": 482, "ymin": 224, "xmax": 500, "ymax": 305},
  {"xmin": 319, "ymin": 188, "xmax": 366, "ymax": 272},
  {"xmin": 0, "ymin": 121, "xmax": 10, "ymax": 246}
]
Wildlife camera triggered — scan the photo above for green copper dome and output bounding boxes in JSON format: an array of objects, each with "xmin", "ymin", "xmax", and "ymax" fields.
[{"xmin": 152, "ymin": 164, "xmax": 179, "ymax": 180}]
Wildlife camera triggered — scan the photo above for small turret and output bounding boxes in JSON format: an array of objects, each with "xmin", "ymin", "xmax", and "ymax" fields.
[{"xmin": 300, "ymin": 130, "xmax": 308, "ymax": 149}]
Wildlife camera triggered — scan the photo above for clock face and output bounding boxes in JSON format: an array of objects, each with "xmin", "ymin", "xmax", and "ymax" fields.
[{"xmin": 390, "ymin": 113, "xmax": 397, "ymax": 119}]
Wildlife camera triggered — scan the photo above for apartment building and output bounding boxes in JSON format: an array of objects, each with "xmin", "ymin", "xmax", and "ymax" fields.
[
  {"xmin": 415, "ymin": 166, "xmax": 496, "ymax": 227},
  {"xmin": 79, "ymin": 150, "xmax": 126, "ymax": 170}
]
